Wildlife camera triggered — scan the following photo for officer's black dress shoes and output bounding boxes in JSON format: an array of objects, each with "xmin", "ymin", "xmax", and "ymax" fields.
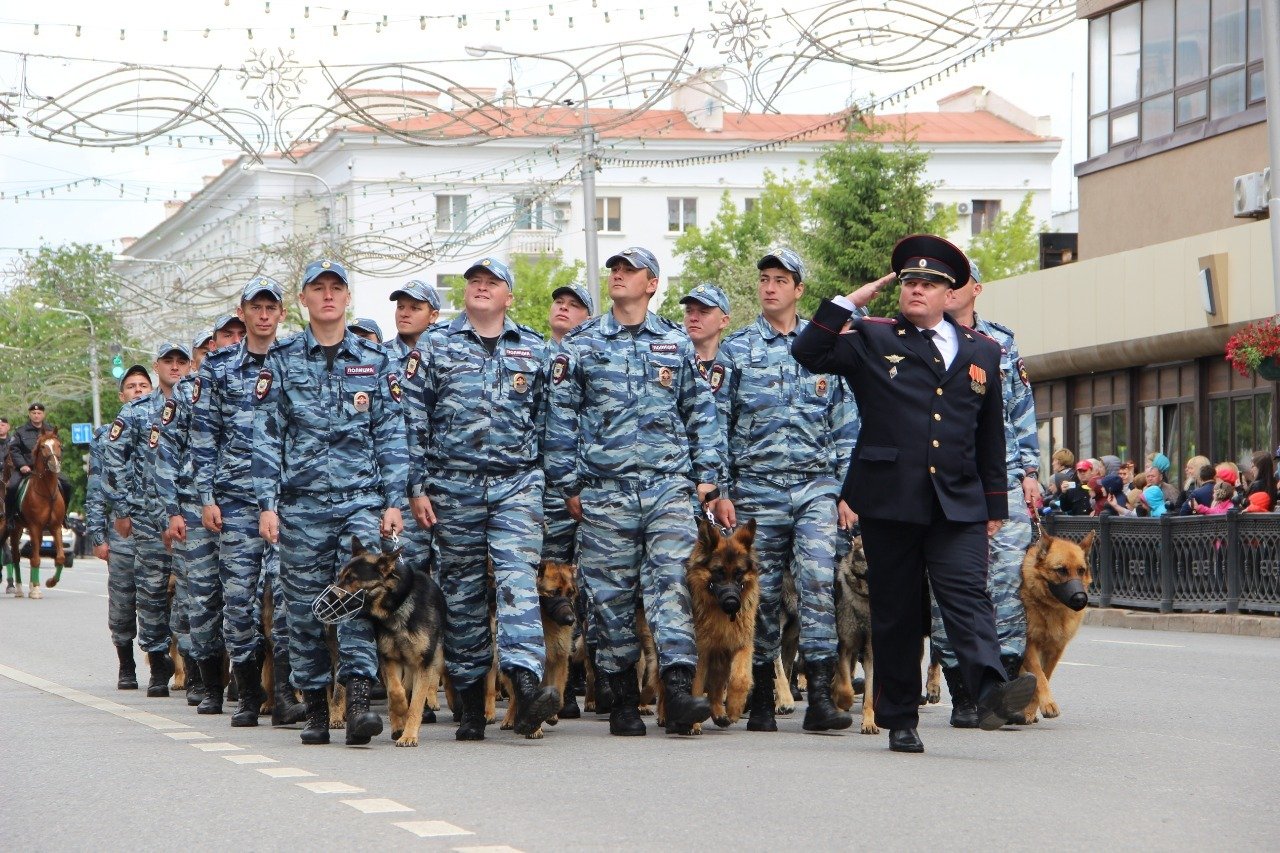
[
  {"xmin": 977, "ymin": 673, "xmax": 1037, "ymax": 731},
  {"xmin": 889, "ymin": 728, "xmax": 924, "ymax": 753}
]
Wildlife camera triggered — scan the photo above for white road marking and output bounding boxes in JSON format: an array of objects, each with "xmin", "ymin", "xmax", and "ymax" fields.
[
  {"xmin": 393, "ymin": 821, "xmax": 474, "ymax": 838},
  {"xmin": 191, "ymin": 742, "xmax": 243, "ymax": 752},
  {"xmin": 297, "ymin": 781, "xmax": 366, "ymax": 794},
  {"xmin": 166, "ymin": 731, "xmax": 213, "ymax": 740},
  {"xmin": 1057, "ymin": 661, "xmax": 1100, "ymax": 667},
  {"xmin": 224, "ymin": 754, "xmax": 276, "ymax": 765},
  {"xmin": 0, "ymin": 663, "xmax": 187, "ymax": 730},
  {"xmin": 258, "ymin": 767, "xmax": 317, "ymax": 779},
  {"xmin": 1088, "ymin": 639, "xmax": 1184, "ymax": 648},
  {"xmin": 341, "ymin": 798, "xmax": 414, "ymax": 814}
]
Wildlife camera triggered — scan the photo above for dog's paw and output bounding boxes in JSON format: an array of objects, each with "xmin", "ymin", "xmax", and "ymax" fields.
[
  {"xmin": 925, "ymin": 685, "xmax": 941, "ymax": 704},
  {"xmin": 713, "ymin": 716, "xmax": 731, "ymax": 729},
  {"xmin": 395, "ymin": 735, "xmax": 419, "ymax": 747},
  {"xmin": 543, "ymin": 715, "xmax": 559, "ymax": 726},
  {"xmin": 775, "ymin": 702, "xmax": 795, "ymax": 716},
  {"xmin": 638, "ymin": 704, "xmax": 654, "ymax": 716},
  {"xmin": 583, "ymin": 700, "xmax": 597, "ymax": 712},
  {"xmin": 1041, "ymin": 700, "xmax": 1061, "ymax": 719},
  {"xmin": 832, "ymin": 687, "xmax": 855, "ymax": 711},
  {"xmin": 690, "ymin": 722, "xmax": 703, "ymax": 735},
  {"xmin": 486, "ymin": 715, "xmax": 498, "ymax": 725},
  {"xmin": 860, "ymin": 721, "xmax": 880, "ymax": 735},
  {"xmin": 524, "ymin": 727, "xmax": 544, "ymax": 740},
  {"xmin": 499, "ymin": 720, "xmax": 514, "ymax": 730}
]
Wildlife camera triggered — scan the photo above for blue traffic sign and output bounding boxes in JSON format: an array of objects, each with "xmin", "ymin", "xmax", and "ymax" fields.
[{"xmin": 71, "ymin": 422, "xmax": 94, "ymax": 445}]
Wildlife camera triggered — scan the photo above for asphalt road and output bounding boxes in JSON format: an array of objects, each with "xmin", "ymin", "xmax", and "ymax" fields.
[{"xmin": 2, "ymin": 556, "xmax": 1278, "ymax": 851}]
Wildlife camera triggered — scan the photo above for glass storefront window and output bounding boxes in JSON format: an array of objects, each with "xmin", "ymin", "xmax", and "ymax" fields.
[
  {"xmin": 1210, "ymin": 0, "xmax": 1247, "ymax": 73},
  {"xmin": 1091, "ymin": 16, "xmax": 1111, "ymax": 115},
  {"xmin": 1143, "ymin": 0, "xmax": 1176, "ymax": 96},
  {"xmin": 1111, "ymin": 3, "xmax": 1143, "ymax": 106}
]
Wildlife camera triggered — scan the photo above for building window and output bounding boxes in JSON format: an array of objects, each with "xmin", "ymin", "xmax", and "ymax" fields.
[
  {"xmin": 970, "ymin": 199, "xmax": 1001, "ymax": 235},
  {"xmin": 595, "ymin": 197, "xmax": 622, "ymax": 233},
  {"xmin": 744, "ymin": 197, "xmax": 759, "ymax": 214},
  {"xmin": 514, "ymin": 196, "xmax": 554, "ymax": 231},
  {"xmin": 1086, "ymin": 0, "xmax": 1264, "ymax": 158},
  {"xmin": 667, "ymin": 197, "xmax": 697, "ymax": 233},
  {"xmin": 1141, "ymin": 401, "xmax": 1197, "ymax": 475},
  {"xmin": 1210, "ymin": 391, "xmax": 1273, "ymax": 468},
  {"xmin": 436, "ymin": 195, "xmax": 468, "ymax": 232}
]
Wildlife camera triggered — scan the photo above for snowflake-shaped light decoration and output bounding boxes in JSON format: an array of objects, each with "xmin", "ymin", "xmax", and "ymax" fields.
[
  {"xmin": 709, "ymin": 0, "xmax": 771, "ymax": 68},
  {"xmin": 237, "ymin": 48, "xmax": 305, "ymax": 113}
]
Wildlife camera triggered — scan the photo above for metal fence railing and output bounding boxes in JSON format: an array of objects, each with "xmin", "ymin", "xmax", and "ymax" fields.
[{"xmin": 1040, "ymin": 511, "xmax": 1280, "ymax": 615}]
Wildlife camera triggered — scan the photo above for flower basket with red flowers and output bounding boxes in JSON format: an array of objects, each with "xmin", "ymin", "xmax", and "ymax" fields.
[{"xmin": 1225, "ymin": 317, "xmax": 1280, "ymax": 379}]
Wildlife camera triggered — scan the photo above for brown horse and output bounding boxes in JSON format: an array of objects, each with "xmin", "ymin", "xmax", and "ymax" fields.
[{"xmin": 7, "ymin": 428, "xmax": 67, "ymax": 598}]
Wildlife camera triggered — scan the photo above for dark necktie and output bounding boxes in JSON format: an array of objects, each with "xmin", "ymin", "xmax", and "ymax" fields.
[{"xmin": 920, "ymin": 328, "xmax": 945, "ymax": 368}]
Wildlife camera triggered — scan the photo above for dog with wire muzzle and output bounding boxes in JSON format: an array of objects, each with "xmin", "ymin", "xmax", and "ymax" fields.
[
  {"xmin": 499, "ymin": 560, "xmax": 578, "ymax": 738},
  {"xmin": 663, "ymin": 516, "xmax": 758, "ymax": 734},
  {"xmin": 322, "ymin": 537, "xmax": 446, "ymax": 747}
]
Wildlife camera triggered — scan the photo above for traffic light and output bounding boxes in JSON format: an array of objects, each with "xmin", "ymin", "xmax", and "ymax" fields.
[{"xmin": 111, "ymin": 354, "xmax": 124, "ymax": 380}]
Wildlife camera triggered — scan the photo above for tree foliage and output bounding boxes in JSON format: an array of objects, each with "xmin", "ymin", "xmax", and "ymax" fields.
[
  {"xmin": 441, "ymin": 253, "xmax": 588, "ymax": 338},
  {"xmin": 965, "ymin": 192, "xmax": 1041, "ymax": 282}
]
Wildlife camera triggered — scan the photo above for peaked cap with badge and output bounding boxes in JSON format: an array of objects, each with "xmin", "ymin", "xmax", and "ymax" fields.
[{"xmin": 892, "ymin": 234, "xmax": 971, "ymax": 289}]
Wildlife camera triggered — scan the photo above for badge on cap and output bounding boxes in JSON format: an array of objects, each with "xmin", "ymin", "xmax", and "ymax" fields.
[
  {"xmin": 551, "ymin": 354, "xmax": 569, "ymax": 384},
  {"xmin": 405, "ymin": 350, "xmax": 420, "ymax": 379},
  {"xmin": 387, "ymin": 373, "xmax": 402, "ymax": 403},
  {"xmin": 148, "ymin": 424, "xmax": 160, "ymax": 449},
  {"xmin": 322, "ymin": 260, "xmax": 332, "ymax": 269},
  {"xmin": 512, "ymin": 372, "xmax": 528, "ymax": 394},
  {"xmin": 815, "ymin": 377, "xmax": 829, "ymax": 397},
  {"xmin": 709, "ymin": 363, "xmax": 725, "ymax": 392},
  {"xmin": 109, "ymin": 418, "xmax": 125, "ymax": 442},
  {"xmin": 658, "ymin": 366, "xmax": 673, "ymax": 388},
  {"xmin": 161, "ymin": 400, "xmax": 176, "ymax": 426},
  {"xmin": 254, "ymin": 368, "xmax": 273, "ymax": 401},
  {"xmin": 969, "ymin": 364, "xmax": 987, "ymax": 395},
  {"xmin": 191, "ymin": 377, "xmax": 202, "ymax": 404},
  {"xmin": 353, "ymin": 391, "xmax": 371, "ymax": 412}
]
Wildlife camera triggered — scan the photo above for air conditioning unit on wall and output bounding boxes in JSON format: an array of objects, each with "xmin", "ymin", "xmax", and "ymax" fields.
[
  {"xmin": 1233, "ymin": 172, "xmax": 1268, "ymax": 218},
  {"xmin": 956, "ymin": 201, "xmax": 971, "ymax": 215}
]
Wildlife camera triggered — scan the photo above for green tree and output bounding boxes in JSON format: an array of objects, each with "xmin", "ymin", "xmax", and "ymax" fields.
[
  {"xmin": 966, "ymin": 192, "xmax": 1041, "ymax": 282},
  {"xmin": 803, "ymin": 131, "xmax": 956, "ymax": 317},
  {"xmin": 442, "ymin": 253, "xmax": 587, "ymax": 338}
]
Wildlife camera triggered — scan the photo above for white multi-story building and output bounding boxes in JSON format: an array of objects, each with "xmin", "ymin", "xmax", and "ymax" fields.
[{"xmin": 118, "ymin": 84, "xmax": 1060, "ymax": 342}]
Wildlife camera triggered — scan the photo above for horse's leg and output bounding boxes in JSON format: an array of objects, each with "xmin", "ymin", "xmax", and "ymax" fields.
[
  {"xmin": 48, "ymin": 516, "xmax": 65, "ymax": 588},
  {"xmin": 10, "ymin": 524, "xmax": 24, "ymax": 597},
  {"xmin": 27, "ymin": 519, "xmax": 44, "ymax": 598}
]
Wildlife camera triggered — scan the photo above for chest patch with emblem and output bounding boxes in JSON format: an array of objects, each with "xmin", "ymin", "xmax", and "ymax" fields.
[
  {"xmin": 405, "ymin": 350, "xmax": 421, "ymax": 379},
  {"xmin": 109, "ymin": 418, "xmax": 125, "ymax": 442},
  {"xmin": 161, "ymin": 400, "xmax": 177, "ymax": 426},
  {"xmin": 551, "ymin": 354, "xmax": 569, "ymax": 384},
  {"xmin": 513, "ymin": 373, "xmax": 528, "ymax": 393},
  {"xmin": 658, "ymin": 366, "xmax": 673, "ymax": 388},
  {"xmin": 709, "ymin": 363, "xmax": 725, "ymax": 392},
  {"xmin": 815, "ymin": 377, "xmax": 829, "ymax": 396},
  {"xmin": 148, "ymin": 425, "xmax": 161, "ymax": 448},
  {"xmin": 650, "ymin": 342, "xmax": 678, "ymax": 353},
  {"xmin": 191, "ymin": 377, "xmax": 202, "ymax": 404},
  {"xmin": 345, "ymin": 365, "xmax": 376, "ymax": 377},
  {"xmin": 254, "ymin": 369, "xmax": 273, "ymax": 401},
  {"xmin": 387, "ymin": 372, "xmax": 402, "ymax": 403},
  {"xmin": 505, "ymin": 347, "xmax": 533, "ymax": 358},
  {"xmin": 353, "ymin": 391, "xmax": 371, "ymax": 412}
]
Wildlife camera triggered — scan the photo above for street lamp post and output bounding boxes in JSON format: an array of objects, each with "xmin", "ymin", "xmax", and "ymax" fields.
[
  {"xmin": 466, "ymin": 45, "xmax": 601, "ymax": 309},
  {"xmin": 34, "ymin": 302, "xmax": 102, "ymax": 428},
  {"xmin": 242, "ymin": 163, "xmax": 338, "ymax": 249}
]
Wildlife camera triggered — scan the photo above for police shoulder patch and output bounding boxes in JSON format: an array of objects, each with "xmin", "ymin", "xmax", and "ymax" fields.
[
  {"xmin": 191, "ymin": 376, "xmax": 202, "ymax": 404},
  {"xmin": 254, "ymin": 368, "xmax": 273, "ymax": 401},
  {"xmin": 1016, "ymin": 356, "xmax": 1031, "ymax": 388},
  {"xmin": 148, "ymin": 424, "xmax": 161, "ymax": 449},
  {"xmin": 551, "ymin": 353, "xmax": 569, "ymax": 384},
  {"xmin": 161, "ymin": 400, "xmax": 177, "ymax": 426},
  {"xmin": 387, "ymin": 371, "xmax": 403, "ymax": 402},
  {"xmin": 108, "ymin": 418, "xmax": 125, "ymax": 442}
]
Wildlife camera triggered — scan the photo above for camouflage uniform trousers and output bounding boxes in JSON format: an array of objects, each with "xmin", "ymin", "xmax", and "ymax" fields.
[
  {"xmin": 183, "ymin": 505, "xmax": 225, "ymax": 662},
  {"xmin": 430, "ymin": 468, "xmax": 547, "ymax": 688},
  {"xmin": 106, "ymin": 528, "xmax": 139, "ymax": 647},
  {"xmin": 731, "ymin": 475, "xmax": 840, "ymax": 666},
  {"xmin": 218, "ymin": 496, "xmax": 278, "ymax": 665},
  {"xmin": 126, "ymin": 517, "xmax": 174, "ymax": 654},
  {"xmin": 576, "ymin": 476, "xmax": 699, "ymax": 675},
  {"xmin": 167, "ymin": 518, "xmax": 193, "ymax": 658},
  {"xmin": 398, "ymin": 513, "xmax": 434, "ymax": 578},
  {"xmin": 253, "ymin": 541, "xmax": 289, "ymax": 653},
  {"xmin": 278, "ymin": 492, "xmax": 382, "ymax": 690},
  {"xmin": 931, "ymin": 472, "xmax": 1030, "ymax": 665}
]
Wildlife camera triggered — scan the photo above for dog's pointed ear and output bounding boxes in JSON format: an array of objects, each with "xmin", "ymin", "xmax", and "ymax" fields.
[
  {"xmin": 733, "ymin": 518, "xmax": 757, "ymax": 546},
  {"xmin": 350, "ymin": 536, "xmax": 366, "ymax": 557},
  {"xmin": 695, "ymin": 514, "xmax": 719, "ymax": 552},
  {"xmin": 1078, "ymin": 530, "xmax": 1097, "ymax": 558},
  {"xmin": 1035, "ymin": 533, "xmax": 1053, "ymax": 559},
  {"xmin": 379, "ymin": 549, "xmax": 400, "ymax": 577},
  {"xmin": 537, "ymin": 561, "xmax": 547, "ymax": 579}
]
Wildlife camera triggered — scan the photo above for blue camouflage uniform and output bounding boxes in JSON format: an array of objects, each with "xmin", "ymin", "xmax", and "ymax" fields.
[
  {"xmin": 544, "ymin": 310, "xmax": 725, "ymax": 676},
  {"xmin": 253, "ymin": 327, "xmax": 409, "ymax": 690},
  {"xmin": 101, "ymin": 389, "xmax": 174, "ymax": 654},
  {"xmin": 930, "ymin": 314, "xmax": 1038, "ymax": 665},
  {"xmin": 88, "ymin": 422, "xmax": 139, "ymax": 647},
  {"xmin": 384, "ymin": 334, "xmax": 435, "ymax": 576},
  {"xmin": 194, "ymin": 340, "xmax": 289, "ymax": 665},
  {"xmin": 719, "ymin": 313, "xmax": 860, "ymax": 666},
  {"xmin": 404, "ymin": 312, "xmax": 549, "ymax": 687}
]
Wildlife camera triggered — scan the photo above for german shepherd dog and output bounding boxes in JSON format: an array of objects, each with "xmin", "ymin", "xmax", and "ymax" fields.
[
  {"xmin": 500, "ymin": 560, "xmax": 578, "ymax": 738},
  {"xmin": 335, "ymin": 537, "xmax": 446, "ymax": 747},
  {"xmin": 1016, "ymin": 531, "xmax": 1094, "ymax": 724},
  {"xmin": 831, "ymin": 533, "xmax": 878, "ymax": 734},
  {"xmin": 671, "ymin": 516, "xmax": 759, "ymax": 734}
]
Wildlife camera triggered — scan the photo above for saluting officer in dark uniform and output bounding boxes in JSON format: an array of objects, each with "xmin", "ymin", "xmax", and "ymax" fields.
[{"xmin": 791, "ymin": 234, "xmax": 1036, "ymax": 754}]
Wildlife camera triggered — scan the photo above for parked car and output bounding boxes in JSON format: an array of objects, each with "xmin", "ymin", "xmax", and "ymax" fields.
[{"xmin": 17, "ymin": 529, "xmax": 76, "ymax": 567}]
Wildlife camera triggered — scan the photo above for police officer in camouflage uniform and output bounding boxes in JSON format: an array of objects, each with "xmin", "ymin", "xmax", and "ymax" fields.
[
  {"xmin": 103, "ymin": 342, "xmax": 192, "ymax": 697},
  {"xmin": 90, "ymin": 364, "xmax": 154, "ymax": 689},
  {"xmin": 154, "ymin": 330, "xmax": 214, "ymax": 707},
  {"xmin": 348, "ymin": 317, "xmax": 383, "ymax": 343},
  {"xmin": 545, "ymin": 246, "xmax": 723, "ymax": 737},
  {"xmin": 195, "ymin": 278, "xmax": 294, "ymax": 727},
  {"xmin": 254, "ymin": 259, "xmax": 408, "ymax": 747},
  {"xmin": 930, "ymin": 262, "xmax": 1041, "ymax": 727},
  {"xmin": 680, "ymin": 284, "xmax": 732, "ymax": 441},
  {"xmin": 384, "ymin": 280, "xmax": 442, "ymax": 582},
  {"xmin": 404, "ymin": 257, "xmax": 559, "ymax": 741},
  {"xmin": 712, "ymin": 249, "xmax": 858, "ymax": 734}
]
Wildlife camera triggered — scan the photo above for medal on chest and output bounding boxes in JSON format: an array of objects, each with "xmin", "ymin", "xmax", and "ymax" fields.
[{"xmin": 969, "ymin": 364, "xmax": 987, "ymax": 395}]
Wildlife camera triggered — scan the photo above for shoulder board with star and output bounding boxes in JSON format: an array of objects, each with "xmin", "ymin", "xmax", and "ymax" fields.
[
  {"xmin": 984, "ymin": 318, "xmax": 1017, "ymax": 340},
  {"xmin": 564, "ymin": 316, "xmax": 604, "ymax": 340},
  {"xmin": 965, "ymin": 326, "xmax": 1003, "ymax": 351},
  {"xmin": 514, "ymin": 323, "xmax": 546, "ymax": 342},
  {"xmin": 354, "ymin": 337, "xmax": 389, "ymax": 357}
]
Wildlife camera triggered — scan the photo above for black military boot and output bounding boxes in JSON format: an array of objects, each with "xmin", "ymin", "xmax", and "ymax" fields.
[
  {"xmin": 344, "ymin": 676, "xmax": 384, "ymax": 745},
  {"xmin": 802, "ymin": 659, "xmax": 853, "ymax": 731},
  {"xmin": 746, "ymin": 661, "xmax": 778, "ymax": 732},
  {"xmin": 146, "ymin": 651, "xmax": 174, "ymax": 698},
  {"xmin": 661, "ymin": 665, "xmax": 712, "ymax": 735},
  {"xmin": 183, "ymin": 653, "xmax": 205, "ymax": 707},
  {"xmin": 589, "ymin": 644, "xmax": 614, "ymax": 714},
  {"xmin": 558, "ymin": 690, "xmax": 581, "ymax": 719},
  {"xmin": 196, "ymin": 657, "xmax": 224, "ymax": 714},
  {"xmin": 231, "ymin": 651, "xmax": 267, "ymax": 727},
  {"xmin": 942, "ymin": 667, "xmax": 980, "ymax": 729},
  {"xmin": 300, "ymin": 689, "xmax": 330, "ymax": 745},
  {"xmin": 568, "ymin": 658, "xmax": 587, "ymax": 696},
  {"xmin": 1000, "ymin": 654, "xmax": 1030, "ymax": 724},
  {"xmin": 115, "ymin": 644, "xmax": 138, "ymax": 690},
  {"xmin": 270, "ymin": 649, "xmax": 307, "ymax": 726},
  {"xmin": 605, "ymin": 664, "xmax": 645, "ymax": 736},
  {"xmin": 506, "ymin": 667, "xmax": 561, "ymax": 736},
  {"xmin": 455, "ymin": 680, "xmax": 488, "ymax": 741}
]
